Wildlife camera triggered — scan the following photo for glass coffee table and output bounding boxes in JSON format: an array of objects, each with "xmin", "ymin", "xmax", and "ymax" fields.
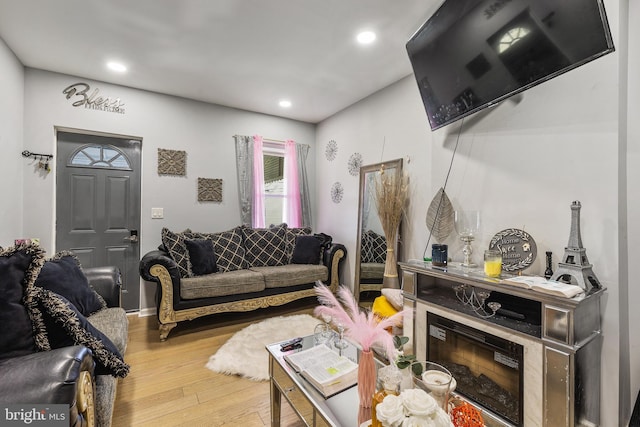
[{"xmin": 267, "ymin": 335, "xmax": 376, "ymax": 427}]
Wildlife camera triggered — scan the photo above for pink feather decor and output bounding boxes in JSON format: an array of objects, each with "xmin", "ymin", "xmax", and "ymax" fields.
[{"xmin": 314, "ymin": 283, "xmax": 405, "ymax": 362}]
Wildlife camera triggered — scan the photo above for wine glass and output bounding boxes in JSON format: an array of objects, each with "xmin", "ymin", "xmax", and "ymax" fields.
[
  {"xmin": 333, "ymin": 323, "xmax": 349, "ymax": 350},
  {"xmin": 454, "ymin": 210, "xmax": 480, "ymax": 267}
]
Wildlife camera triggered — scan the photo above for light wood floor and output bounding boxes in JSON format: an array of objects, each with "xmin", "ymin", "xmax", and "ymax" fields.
[{"xmin": 111, "ymin": 301, "xmax": 318, "ymax": 427}]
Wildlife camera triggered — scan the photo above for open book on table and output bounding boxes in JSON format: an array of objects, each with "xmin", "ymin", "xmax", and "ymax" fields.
[
  {"xmin": 499, "ymin": 275, "xmax": 584, "ymax": 298},
  {"xmin": 284, "ymin": 344, "xmax": 358, "ymax": 398}
]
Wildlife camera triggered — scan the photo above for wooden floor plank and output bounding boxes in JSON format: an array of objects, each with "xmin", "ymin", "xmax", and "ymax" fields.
[{"xmin": 112, "ymin": 301, "xmax": 318, "ymax": 426}]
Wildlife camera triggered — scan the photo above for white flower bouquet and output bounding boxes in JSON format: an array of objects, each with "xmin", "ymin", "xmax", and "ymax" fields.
[{"xmin": 376, "ymin": 388, "xmax": 454, "ymax": 427}]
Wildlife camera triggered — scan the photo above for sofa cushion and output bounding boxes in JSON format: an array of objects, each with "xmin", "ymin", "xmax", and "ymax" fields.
[
  {"xmin": 0, "ymin": 245, "xmax": 47, "ymax": 359},
  {"xmin": 161, "ymin": 228, "xmax": 193, "ymax": 278},
  {"xmin": 88, "ymin": 307, "xmax": 129, "ymax": 355},
  {"xmin": 184, "ymin": 239, "xmax": 217, "ymax": 276},
  {"xmin": 35, "ymin": 251, "xmax": 106, "ymax": 316},
  {"xmin": 180, "ymin": 269, "xmax": 265, "ymax": 299},
  {"xmin": 360, "ymin": 262, "xmax": 385, "ymax": 280},
  {"xmin": 242, "ymin": 226, "xmax": 289, "ymax": 267},
  {"xmin": 291, "ymin": 235, "xmax": 323, "ymax": 264},
  {"xmin": 36, "ymin": 289, "xmax": 129, "ymax": 377},
  {"xmin": 250, "ymin": 264, "xmax": 328, "ymax": 289}
]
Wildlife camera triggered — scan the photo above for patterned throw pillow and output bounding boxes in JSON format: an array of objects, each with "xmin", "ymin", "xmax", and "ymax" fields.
[
  {"xmin": 204, "ymin": 227, "xmax": 247, "ymax": 273},
  {"xmin": 242, "ymin": 226, "xmax": 289, "ymax": 267},
  {"xmin": 360, "ymin": 230, "xmax": 372, "ymax": 263},
  {"xmin": 161, "ymin": 228, "xmax": 192, "ymax": 278},
  {"xmin": 362, "ymin": 230, "xmax": 387, "ymax": 263}
]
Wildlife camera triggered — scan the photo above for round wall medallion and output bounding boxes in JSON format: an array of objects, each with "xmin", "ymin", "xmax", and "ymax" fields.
[
  {"xmin": 488, "ymin": 228, "xmax": 537, "ymax": 272},
  {"xmin": 325, "ymin": 140, "xmax": 338, "ymax": 161},
  {"xmin": 347, "ymin": 153, "xmax": 363, "ymax": 176},
  {"xmin": 330, "ymin": 182, "xmax": 344, "ymax": 203}
]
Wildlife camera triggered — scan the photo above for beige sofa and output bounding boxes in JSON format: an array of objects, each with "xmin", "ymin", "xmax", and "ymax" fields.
[{"xmin": 139, "ymin": 225, "xmax": 346, "ymax": 340}]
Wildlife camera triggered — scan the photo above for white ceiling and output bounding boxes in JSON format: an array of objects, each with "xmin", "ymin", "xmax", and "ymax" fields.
[{"xmin": 0, "ymin": 0, "xmax": 439, "ymax": 123}]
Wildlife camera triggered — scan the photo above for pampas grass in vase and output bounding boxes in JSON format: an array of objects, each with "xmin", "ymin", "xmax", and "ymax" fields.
[
  {"xmin": 314, "ymin": 284, "xmax": 405, "ymax": 407},
  {"xmin": 374, "ymin": 165, "xmax": 408, "ymax": 289}
]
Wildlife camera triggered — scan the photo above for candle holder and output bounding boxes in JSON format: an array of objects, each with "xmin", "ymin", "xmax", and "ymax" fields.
[
  {"xmin": 454, "ymin": 284, "xmax": 501, "ymax": 319},
  {"xmin": 410, "ymin": 361, "xmax": 454, "ymax": 411},
  {"xmin": 454, "ymin": 210, "xmax": 480, "ymax": 267}
]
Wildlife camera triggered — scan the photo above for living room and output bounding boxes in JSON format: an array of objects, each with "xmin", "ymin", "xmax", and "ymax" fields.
[{"xmin": 0, "ymin": 0, "xmax": 638, "ymax": 425}]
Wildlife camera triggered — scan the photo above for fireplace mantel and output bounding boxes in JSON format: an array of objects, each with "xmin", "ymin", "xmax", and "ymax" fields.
[{"xmin": 400, "ymin": 260, "xmax": 605, "ymax": 427}]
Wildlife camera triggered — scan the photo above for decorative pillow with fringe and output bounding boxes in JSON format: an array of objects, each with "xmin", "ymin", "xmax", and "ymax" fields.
[
  {"xmin": 35, "ymin": 288, "xmax": 129, "ymax": 378},
  {"xmin": 0, "ymin": 244, "xmax": 48, "ymax": 359},
  {"xmin": 35, "ymin": 251, "xmax": 106, "ymax": 316}
]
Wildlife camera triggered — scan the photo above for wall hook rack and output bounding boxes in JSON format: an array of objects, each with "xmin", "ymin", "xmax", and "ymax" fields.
[
  {"xmin": 22, "ymin": 150, "xmax": 54, "ymax": 173},
  {"xmin": 22, "ymin": 150, "xmax": 53, "ymax": 160}
]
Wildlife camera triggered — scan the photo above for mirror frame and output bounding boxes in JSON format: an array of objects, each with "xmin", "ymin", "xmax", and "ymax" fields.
[{"xmin": 353, "ymin": 158, "xmax": 403, "ymax": 303}]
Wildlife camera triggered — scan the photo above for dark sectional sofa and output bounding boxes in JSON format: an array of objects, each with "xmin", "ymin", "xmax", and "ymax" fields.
[{"xmin": 139, "ymin": 225, "xmax": 346, "ymax": 341}]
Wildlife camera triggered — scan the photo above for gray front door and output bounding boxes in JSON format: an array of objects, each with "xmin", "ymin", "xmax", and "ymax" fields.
[{"xmin": 56, "ymin": 131, "xmax": 141, "ymax": 311}]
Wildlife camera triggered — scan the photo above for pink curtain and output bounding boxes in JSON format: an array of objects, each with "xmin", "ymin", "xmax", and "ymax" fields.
[
  {"xmin": 284, "ymin": 139, "xmax": 302, "ymax": 227},
  {"xmin": 252, "ymin": 135, "xmax": 266, "ymax": 228}
]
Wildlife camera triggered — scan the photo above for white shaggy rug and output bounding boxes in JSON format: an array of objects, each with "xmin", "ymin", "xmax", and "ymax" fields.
[{"xmin": 206, "ymin": 314, "xmax": 320, "ymax": 381}]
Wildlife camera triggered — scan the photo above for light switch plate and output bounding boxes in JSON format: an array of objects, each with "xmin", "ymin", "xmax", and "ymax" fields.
[{"xmin": 151, "ymin": 208, "xmax": 164, "ymax": 219}]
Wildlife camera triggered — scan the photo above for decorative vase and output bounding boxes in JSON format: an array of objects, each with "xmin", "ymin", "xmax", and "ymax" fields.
[
  {"xmin": 399, "ymin": 366, "xmax": 413, "ymax": 391},
  {"xmin": 382, "ymin": 248, "xmax": 400, "ymax": 289},
  {"xmin": 358, "ymin": 349, "xmax": 376, "ymax": 408}
]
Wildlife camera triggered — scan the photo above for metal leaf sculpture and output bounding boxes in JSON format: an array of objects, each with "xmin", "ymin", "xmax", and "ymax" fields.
[{"xmin": 426, "ymin": 188, "xmax": 455, "ymax": 243}]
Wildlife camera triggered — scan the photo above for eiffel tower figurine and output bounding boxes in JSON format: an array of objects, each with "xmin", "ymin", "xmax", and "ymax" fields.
[{"xmin": 550, "ymin": 201, "xmax": 601, "ymax": 292}]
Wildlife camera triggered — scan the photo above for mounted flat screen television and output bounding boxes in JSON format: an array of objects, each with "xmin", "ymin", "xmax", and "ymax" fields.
[{"xmin": 406, "ymin": 0, "xmax": 615, "ymax": 130}]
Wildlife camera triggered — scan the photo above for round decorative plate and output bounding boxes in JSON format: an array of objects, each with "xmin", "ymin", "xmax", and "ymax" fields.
[
  {"xmin": 488, "ymin": 228, "xmax": 537, "ymax": 272},
  {"xmin": 348, "ymin": 153, "xmax": 363, "ymax": 176},
  {"xmin": 330, "ymin": 182, "xmax": 344, "ymax": 203},
  {"xmin": 325, "ymin": 139, "xmax": 338, "ymax": 161}
]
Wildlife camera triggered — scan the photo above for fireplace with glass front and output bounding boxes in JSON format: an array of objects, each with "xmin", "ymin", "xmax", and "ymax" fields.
[{"xmin": 400, "ymin": 260, "xmax": 605, "ymax": 427}]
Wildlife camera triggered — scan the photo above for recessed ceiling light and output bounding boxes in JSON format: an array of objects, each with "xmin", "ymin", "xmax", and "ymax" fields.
[
  {"xmin": 107, "ymin": 61, "xmax": 127, "ymax": 73},
  {"xmin": 357, "ymin": 31, "xmax": 376, "ymax": 44},
  {"xmin": 279, "ymin": 100, "xmax": 292, "ymax": 108}
]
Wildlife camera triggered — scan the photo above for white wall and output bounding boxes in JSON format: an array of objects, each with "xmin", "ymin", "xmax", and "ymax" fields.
[
  {"xmin": 20, "ymin": 68, "xmax": 316, "ymax": 311},
  {"xmin": 316, "ymin": 1, "xmax": 622, "ymax": 423},
  {"xmin": 625, "ymin": 0, "xmax": 640, "ymax": 421},
  {"xmin": 0, "ymin": 38, "xmax": 24, "ymax": 247}
]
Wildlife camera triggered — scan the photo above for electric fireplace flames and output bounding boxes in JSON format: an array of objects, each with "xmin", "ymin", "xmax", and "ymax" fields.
[{"xmin": 427, "ymin": 312, "xmax": 524, "ymax": 426}]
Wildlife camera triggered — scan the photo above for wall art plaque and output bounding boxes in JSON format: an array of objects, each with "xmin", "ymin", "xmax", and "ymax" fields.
[
  {"xmin": 330, "ymin": 182, "xmax": 343, "ymax": 204},
  {"xmin": 489, "ymin": 228, "xmax": 537, "ymax": 272},
  {"xmin": 198, "ymin": 178, "xmax": 223, "ymax": 202},
  {"xmin": 157, "ymin": 148, "xmax": 186, "ymax": 176}
]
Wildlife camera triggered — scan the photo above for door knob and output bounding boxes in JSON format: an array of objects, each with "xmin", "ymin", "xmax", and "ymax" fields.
[{"xmin": 124, "ymin": 229, "xmax": 139, "ymax": 243}]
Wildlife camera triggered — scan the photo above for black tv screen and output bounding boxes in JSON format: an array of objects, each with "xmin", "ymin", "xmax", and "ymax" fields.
[{"xmin": 406, "ymin": 0, "xmax": 615, "ymax": 130}]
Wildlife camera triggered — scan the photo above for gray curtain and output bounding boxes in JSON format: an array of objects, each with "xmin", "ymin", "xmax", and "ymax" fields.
[
  {"xmin": 296, "ymin": 143, "xmax": 312, "ymax": 228},
  {"xmin": 234, "ymin": 135, "xmax": 254, "ymax": 227}
]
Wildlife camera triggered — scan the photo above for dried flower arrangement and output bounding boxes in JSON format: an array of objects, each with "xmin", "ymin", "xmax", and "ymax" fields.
[
  {"xmin": 313, "ymin": 284, "xmax": 404, "ymax": 360},
  {"xmin": 374, "ymin": 166, "xmax": 409, "ymax": 287}
]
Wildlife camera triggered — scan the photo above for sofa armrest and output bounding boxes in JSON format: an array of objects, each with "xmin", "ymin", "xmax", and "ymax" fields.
[
  {"xmin": 0, "ymin": 346, "xmax": 95, "ymax": 426},
  {"xmin": 139, "ymin": 250, "xmax": 182, "ymax": 339},
  {"xmin": 85, "ymin": 266, "xmax": 122, "ymax": 308},
  {"xmin": 323, "ymin": 243, "xmax": 347, "ymax": 293}
]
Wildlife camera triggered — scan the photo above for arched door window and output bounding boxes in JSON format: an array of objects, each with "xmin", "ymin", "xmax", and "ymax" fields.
[{"xmin": 68, "ymin": 144, "xmax": 132, "ymax": 170}]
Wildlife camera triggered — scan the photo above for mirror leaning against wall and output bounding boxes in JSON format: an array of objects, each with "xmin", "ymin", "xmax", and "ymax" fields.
[{"xmin": 354, "ymin": 158, "xmax": 403, "ymax": 304}]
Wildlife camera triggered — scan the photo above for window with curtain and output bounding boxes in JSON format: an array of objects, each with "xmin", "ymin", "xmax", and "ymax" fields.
[
  {"xmin": 235, "ymin": 134, "xmax": 310, "ymax": 229},
  {"xmin": 262, "ymin": 145, "xmax": 286, "ymax": 226}
]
